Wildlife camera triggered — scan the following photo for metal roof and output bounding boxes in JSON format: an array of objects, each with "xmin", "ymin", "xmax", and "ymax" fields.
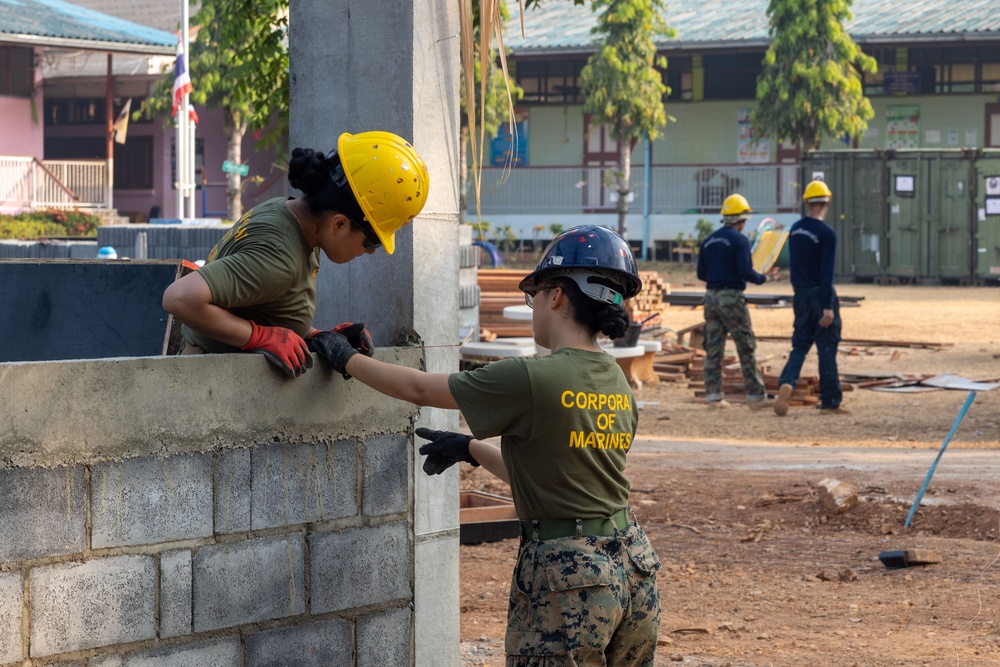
[
  {"xmin": 67, "ymin": 0, "xmax": 194, "ymax": 33},
  {"xmin": 505, "ymin": 0, "xmax": 1000, "ymax": 54},
  {"xmin": 0, "ymin": 0, "xmax": 176, "ymax": 54}
]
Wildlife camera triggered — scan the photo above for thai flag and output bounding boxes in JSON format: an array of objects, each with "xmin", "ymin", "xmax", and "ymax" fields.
[{"xmin": 172, "ymin": 39, "xmax": 199, "ymax": 124}]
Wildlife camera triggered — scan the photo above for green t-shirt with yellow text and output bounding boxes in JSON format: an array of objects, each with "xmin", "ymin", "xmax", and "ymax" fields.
[
  {"xmin": 448, "ymin": 347, "xmax": 637, "ymax": 520},
  {"xmin": 182, "ymin": 197, "xmax": 320, "ymax": 352}
]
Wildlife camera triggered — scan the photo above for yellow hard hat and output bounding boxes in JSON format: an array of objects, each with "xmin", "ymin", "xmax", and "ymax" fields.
[
  {"xmin": 338, "ymin": 131, "xmax": 429, "ymax": 255},
  {"xmin": 803, "ymin": 180, "xmax": 832, "ymax": 203},
  {"xmin": 720, "ymin": 193, "xmax": 752, "ymax": 218}
]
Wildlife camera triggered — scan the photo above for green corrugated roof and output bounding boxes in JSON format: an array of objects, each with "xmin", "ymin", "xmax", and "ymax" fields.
[
  {"xmin": 0, "ymin": 0, "xmax": 176, "ymax": 54},
  {"xmin": 505, "ymin": 0, "xmax": 1000, "ymax": 53}
]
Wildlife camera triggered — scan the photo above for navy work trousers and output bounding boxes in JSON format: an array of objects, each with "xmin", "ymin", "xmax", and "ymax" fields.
[{"xmin": 777, "ymin": 287, "xmax": 842, "ymax": 409}]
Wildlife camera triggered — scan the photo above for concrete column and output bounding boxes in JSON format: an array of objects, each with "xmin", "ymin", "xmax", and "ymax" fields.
[{"xmin": 289, "ymin": 2, "xmax": 462, "ymax": 666}]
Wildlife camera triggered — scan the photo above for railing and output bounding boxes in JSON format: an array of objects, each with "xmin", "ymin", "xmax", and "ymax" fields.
[
  {"xmin": 0, "ymin": 156, "xmax": 107, "ymax": 213},
  {"xmin": 465, "ymin": 163, "xmax": 801, "ymax": 215}
]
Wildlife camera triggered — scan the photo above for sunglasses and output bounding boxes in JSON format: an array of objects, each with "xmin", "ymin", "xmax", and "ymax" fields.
[
  {"xmin": 523, "ymin": 286, "xmax": 551, "ymax": 308},
  {"xmin": 352, "ymin": 220, "xmax": 382, "ymax": 250}
]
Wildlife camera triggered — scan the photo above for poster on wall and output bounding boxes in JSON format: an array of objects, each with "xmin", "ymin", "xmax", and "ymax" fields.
[
  {"xmin": 886, "ymin": 105, "xmax": 920, "ymax": 149},
  {"xmin": 737, "ymin": 109, "xmax": 770, "ymax": 163},
  {"xmin": 490, "ymin": 109, "xmax": 529, "ymax": 167}
]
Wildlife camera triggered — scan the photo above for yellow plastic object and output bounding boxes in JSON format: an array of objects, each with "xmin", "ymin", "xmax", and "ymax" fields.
[
  {"xmin": 338, "ymin": 131, "xmax": 430, "ymax": 255},
  {"xmin": 802, "ymin": 179, "xmax": 832, "ymax": 202},
  {"xmin": 752, "ymin": 229, "xmax": 789, "ymax": 273}
]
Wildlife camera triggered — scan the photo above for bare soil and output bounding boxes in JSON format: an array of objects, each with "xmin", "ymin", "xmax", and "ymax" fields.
[{"xmin": 459, "ymin": 278, "xmax": 1000, "ymax": 666}]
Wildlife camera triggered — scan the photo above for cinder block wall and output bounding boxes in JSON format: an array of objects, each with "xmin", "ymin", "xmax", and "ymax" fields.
[{"xmin": 0, "ymin": 351, "xmax": 456, "ymax": 666}]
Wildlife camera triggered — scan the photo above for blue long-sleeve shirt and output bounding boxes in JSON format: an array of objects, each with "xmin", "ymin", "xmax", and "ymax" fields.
[
  {"xmin": 697, "ymin": 225, "xmax": 767, "ymax": 291},
  {"xmin": 787, "ymin": 216, "xmax": 837, "ymax": 309}
]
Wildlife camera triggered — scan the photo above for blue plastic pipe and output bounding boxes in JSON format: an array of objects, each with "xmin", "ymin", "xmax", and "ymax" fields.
[{"xmin": 904, "ymin": 391, "xmax": 977, "ymax": 527}]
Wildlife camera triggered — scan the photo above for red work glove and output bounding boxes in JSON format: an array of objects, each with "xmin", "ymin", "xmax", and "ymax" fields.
[
  {"xmin": 328, "ymin": 322, "xmax": 375, "ymax": 357},
  {"xmin": 240, "ymin": 321, "xmax": 313, "ymax": 378}
]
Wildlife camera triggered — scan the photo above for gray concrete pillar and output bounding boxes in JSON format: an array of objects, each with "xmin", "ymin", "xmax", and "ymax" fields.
[{"xmin": 289, "ymin": 2, "xmax": 462, "ymax": 666}]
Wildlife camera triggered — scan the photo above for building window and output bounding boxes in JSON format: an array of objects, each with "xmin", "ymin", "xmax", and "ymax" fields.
[
  {"xmin": 0, "ymin": 46, "xmax": 34, "ymax": 97},
  {"xmin": 702, "ymin": 53, "xmax": 762, "ymax": 100},
  {"xmin": 44, "ymin": 97, "xmax": 152, "ymax": 126},
  {"xmin": 514, "ymin": 59, "xmax": 586, "ymax": 104},
  {"xmin": 115, "ymin": 136, "xmax": 154, "ymax": 190},
  {"xmin": 661, "ymin": 56, "xmax": 692, "ymax": 101}
]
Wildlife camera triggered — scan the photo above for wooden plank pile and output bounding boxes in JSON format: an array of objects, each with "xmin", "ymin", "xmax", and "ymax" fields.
[{"xmin": 627, "ymin": 271, "xmax": 671, "ymax": 324}]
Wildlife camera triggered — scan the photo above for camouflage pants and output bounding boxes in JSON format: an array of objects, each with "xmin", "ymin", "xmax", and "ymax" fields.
[
  {"xmin": 505, "ymin": 520, "xmax": 661, "ymax": 667},
  {"xmin": 703, "ymin": 288, "xmax": 766, "ymax": 402}
]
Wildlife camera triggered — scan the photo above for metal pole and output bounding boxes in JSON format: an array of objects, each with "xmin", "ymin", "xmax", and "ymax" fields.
[
  {"xmin": 904, "ymin": 391, "xmax": 977, "ymax": 527},
  {"xmin": 106, "ymin": 54, "xmax": 114, "ymax": 214},
  {"xmin": 642, "ymin": 133, "xmax": 651, "ymax": 261}
]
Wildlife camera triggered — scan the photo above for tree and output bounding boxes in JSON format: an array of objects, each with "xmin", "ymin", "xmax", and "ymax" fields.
[
  {"xmin": 579, "ymin": 0, "xmax": 673, "ymax": 238},
  {"xmin": 752, "ymin": 0, "xmax": 876, "ymax": 153},
  {"xmin": 141, "ymin": 0, "xmax": 289, "ymax": 221}
]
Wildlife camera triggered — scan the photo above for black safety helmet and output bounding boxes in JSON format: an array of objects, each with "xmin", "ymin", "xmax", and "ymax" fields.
[{"xmin": 518, "ymin": 225, "xmax": 642, "ymax": 303}]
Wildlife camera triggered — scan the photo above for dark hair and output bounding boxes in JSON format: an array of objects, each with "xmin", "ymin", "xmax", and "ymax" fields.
[
  {"xmin": 287, "ymin": 147, "xmax": 366, "ymax": 223},
  {"xmin": 542, "ymin": 276, "xmax": 629, "ymax": 339}
]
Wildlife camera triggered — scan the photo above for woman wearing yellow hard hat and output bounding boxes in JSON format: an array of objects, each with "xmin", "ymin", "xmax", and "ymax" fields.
[{"xmin": 163, "ymin": 130, "xmax": 429, "ymax": 377}]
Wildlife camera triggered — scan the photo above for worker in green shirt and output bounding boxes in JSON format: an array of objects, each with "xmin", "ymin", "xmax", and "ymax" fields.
[
  {"xmin": 163, "ymin": 130, "xmax": 429, "ymax": 377},
  {"xmin": 309, "ymin": 225, "xmax": 662, "ymax": 666}
]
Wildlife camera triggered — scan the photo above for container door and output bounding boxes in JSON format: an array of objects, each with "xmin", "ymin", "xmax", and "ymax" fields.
[
  {"xmin": 884, "ymin": 154, "xmax": 924, "ymax": 281},
  {"xmin": 931, "ymin": 154, "xmax": 974, "ymax": 283},
  {"xmin": 974, "ymin": 151, "xmax": 1000, "ymax": 283},
  {"xmin": 843, "ymin": 152, "xmax": 884, "ymax": 280}
]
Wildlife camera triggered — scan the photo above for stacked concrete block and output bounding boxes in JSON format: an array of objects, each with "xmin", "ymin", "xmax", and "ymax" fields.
[{"xmin": 0, "ymin": 352, "xmax": 457, "ymax": 666}]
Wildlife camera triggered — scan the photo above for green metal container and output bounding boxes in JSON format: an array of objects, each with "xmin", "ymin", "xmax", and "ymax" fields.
[{"xmin": 974, "ymin": 150, "xmax": 1000, "ymax": 284}]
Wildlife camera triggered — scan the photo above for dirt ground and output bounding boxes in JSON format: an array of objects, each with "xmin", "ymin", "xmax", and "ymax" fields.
[{"xmin": 458, "ymin": 277, "xmax": 1000, "ymax": 666}]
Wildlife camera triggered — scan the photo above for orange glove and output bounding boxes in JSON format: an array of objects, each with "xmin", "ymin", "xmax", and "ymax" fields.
[{"xmin": 240, "ymin": 321, "xmax": 313, "ymax": 378}]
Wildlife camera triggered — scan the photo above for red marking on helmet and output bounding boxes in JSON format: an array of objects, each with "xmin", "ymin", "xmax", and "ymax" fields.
[
  {"xmin": 578, "ymin": 236, "xmax": 586, "ymax": 242},
  {"xmin": 372, "ymin": 144, "xmax": 379, "ymax": 149},
  {"xmin": 407, "ymin": 196, "xmax": 413, "ymax": 201},
  {"xmin": 397, "ymin": 178, "xmax": 404, "ymax": 184}
]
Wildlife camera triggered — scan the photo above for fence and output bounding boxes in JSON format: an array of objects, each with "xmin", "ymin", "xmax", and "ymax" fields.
[
  {"xmin": 466, "ymin": 163, "xmax": 800, "ymax": 215},
  {"xmin": 0, "ymin": 156, "xmax": 107, "ymax": 213}
]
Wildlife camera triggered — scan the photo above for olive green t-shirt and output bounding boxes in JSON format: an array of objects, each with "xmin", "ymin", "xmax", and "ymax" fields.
[
  {"xmin": 448, "ymin": 347, "xmax": 637, "ymax": 520},
  {"xmin": 182, "ymin": 197, "xmax": 320, "ymax": 353}
]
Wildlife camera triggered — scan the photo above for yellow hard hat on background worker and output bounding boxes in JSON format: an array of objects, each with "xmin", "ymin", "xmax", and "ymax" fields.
[
  {"xmin": 720, "ymin": 193, "xmax": 752, "ymax": 225},
  {"xmin": 337, "ymin": 131, "xmax": 430, "ymax": 255},
  {"xmin": 802, "ymin": 180, "xmax": 832, "ymax": 203}
]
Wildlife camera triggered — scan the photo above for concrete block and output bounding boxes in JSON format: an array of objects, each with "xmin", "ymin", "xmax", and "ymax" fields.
[
  {"xmin": 310, "ymin": 521, "xmax": 410, "ymax": 613},
  {"xmin": 250, "ymin": 441, "xmax": 358, "ymax": 530},
  {"xmin": 413, "ymin": 412, "xmax": 460, "ymax": 536},
  {"xmin": 89, "ymin": 657, "xmax": 123, "ymax": 667},
  {"xmin": 414, "ymin": 534, "xmax": 460, "ymax": 667},
  {"xmin": 30, "ymin": 555, "xmax": 156, "ymax": 657},
  {"xmin": 357, "ymin": 606, "xmax": 412, "ymax": 667},
  {"xmin": 160, "ymin": 549, "xmax": 192, "ymax": 638},
  {"xmin": 362, "ymin": 434, "xmax": 408, "ymax": 517},
  {"xmin": 91, "ymin": 454, "xmax": 213, "ymax": 548},
  {"xmin": 120, "ymin": 638, "xmax": 240, "ymax": 666},
  {"xmin": 214, "ymin": 448, "xmax": 251, "ymax": 533},
  {"xmin": 0, "ymin": 572, "xmax": 22, "ymax": 664},
  {"xmin": 245, "ymin": 618, "xmax": 352, "ymax": 667},
  {"xmin": 193, "ymin": 534, "xmax": 305, "ymax": 632},
  {"xmin": 0, "ymin": 466, "xmax": 86, "ymax": 561}
]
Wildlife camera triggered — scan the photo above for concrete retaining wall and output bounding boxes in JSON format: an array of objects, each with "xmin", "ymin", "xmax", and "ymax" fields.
[{"xmin": 0, "ymin": 351, "xmax": 458, "ymax": 666}]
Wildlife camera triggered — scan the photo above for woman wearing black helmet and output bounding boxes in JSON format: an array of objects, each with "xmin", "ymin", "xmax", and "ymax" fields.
[{"xmin": 309, "ymin": 224, "xmax": 662, "ymax": 666}]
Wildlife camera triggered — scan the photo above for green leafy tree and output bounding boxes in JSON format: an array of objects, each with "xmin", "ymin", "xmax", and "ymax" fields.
[
  {"xmin": 752, "ymin": 0, "xmax": 876, "ymax": 153},
  {"xmin": 579, "ymin": 0, "xmax": 674, "ymax": 239},
  {"xmin": 141, "ymin": 0, "xmax": 289, "ymax": 220}
]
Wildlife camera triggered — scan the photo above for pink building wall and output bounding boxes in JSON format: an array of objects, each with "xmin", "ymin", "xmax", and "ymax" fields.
[{"xmin": 0, "ymin": 96, "xmax": 45, "ymax": 158}]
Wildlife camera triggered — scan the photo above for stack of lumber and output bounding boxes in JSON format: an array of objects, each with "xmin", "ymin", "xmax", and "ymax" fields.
[
  {"xmin": 477, "ymin": 268, "xmax": 672, "ymax": 341},
  {"xmin": 478, "ymin": 269, "xmax": 532, "ymax": 339},
  {"xmin": 651, "ymin": 345, "xmax": 702, "ymax": 382},
  {"xmin": 627, "ymin": 271, "xmax": 670, "ymax": 324}
]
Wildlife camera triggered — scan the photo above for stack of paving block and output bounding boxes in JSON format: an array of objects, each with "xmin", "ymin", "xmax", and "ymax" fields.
[{"xmin": 627, "ymin": 271, "xmax": 670, "ymax": 325}]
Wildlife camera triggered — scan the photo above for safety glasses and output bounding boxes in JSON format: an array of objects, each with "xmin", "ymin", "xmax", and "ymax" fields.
[
  {"xmin": 352, "ymin": 220, "xmax": 382, "ymax": 250},
  {"xmin": 523, "ymin": 287, "xmax": 551, "ymax": 308}
]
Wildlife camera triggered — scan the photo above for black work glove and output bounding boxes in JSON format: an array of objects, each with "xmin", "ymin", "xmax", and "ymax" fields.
[
  {"xmin": 306, "ymin": 330, "xmax": 358, "ymax": 379},
  {"xmin": 330, "ymin": 322, "xmax": 375, "ymax": 357},
  {"xmin": 416, "ymin": 427, "xmax": 480, "ymax": 476}
]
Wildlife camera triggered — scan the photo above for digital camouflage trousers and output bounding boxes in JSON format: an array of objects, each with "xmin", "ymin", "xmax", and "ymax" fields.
[
  {"xmin": 504, "ymin": 520, "xmax": 661, "ymax": 667},
  {"xmin": 702, "ymin": 288, "xmax": 766, "ymax": 401}
]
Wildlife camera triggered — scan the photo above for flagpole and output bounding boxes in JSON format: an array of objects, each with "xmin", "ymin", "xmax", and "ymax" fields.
[{"xmin": 181, "ymin": 0, "xmax": 191, "ymax": 218}]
